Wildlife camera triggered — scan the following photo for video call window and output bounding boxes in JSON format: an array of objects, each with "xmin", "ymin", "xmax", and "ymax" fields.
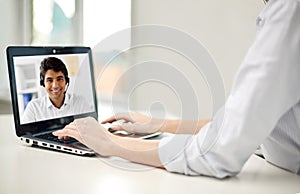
[{"xmin": 13, "ymin": 53, "xmax": 95, "ymax": 124}]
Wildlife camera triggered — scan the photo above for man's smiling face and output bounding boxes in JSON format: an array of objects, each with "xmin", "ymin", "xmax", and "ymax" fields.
[{"xmin": 44, "ymin": 70, "xmax": 67, "ymax": 106}]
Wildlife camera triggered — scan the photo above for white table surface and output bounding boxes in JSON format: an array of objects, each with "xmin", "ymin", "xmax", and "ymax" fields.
[{"xmin": 0, "ymin": 114, "xmax": 299, "ymax": 194}]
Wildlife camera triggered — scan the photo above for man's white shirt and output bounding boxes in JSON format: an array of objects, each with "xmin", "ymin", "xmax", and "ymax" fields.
[
  {"xmin": 158, "ymin": 0, "xmax": 300, "ymax": 178},
  {"xmin": 22, "ymin": 93, "xmax": 93, "ymax": 124}
]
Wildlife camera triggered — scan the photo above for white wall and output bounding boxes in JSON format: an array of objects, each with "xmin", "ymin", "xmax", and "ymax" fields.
[
  {"xmin": 0, "ymin": 0, "xmax": 28, "ymax": 100},
  {"xmin": 130, "ymin": 0, "xmax": 264, "ymax": 118},
  {"xmin": 0, "ymin": 0, "xmax": 264, "ymax": 118}
]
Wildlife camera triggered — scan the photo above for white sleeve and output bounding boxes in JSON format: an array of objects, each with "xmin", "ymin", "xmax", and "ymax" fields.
[{"xmin": 158, "ymin": 0, "xmax": 300, "ymax": 178}]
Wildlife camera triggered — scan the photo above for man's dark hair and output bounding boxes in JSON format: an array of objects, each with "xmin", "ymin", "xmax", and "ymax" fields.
[{"xmin": 40, "ymin": 57, "xmax": 69, "ymax": 86}]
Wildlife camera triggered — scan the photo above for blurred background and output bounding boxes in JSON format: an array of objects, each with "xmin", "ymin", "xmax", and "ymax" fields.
[{"xmin": 0, "ymin": 0, "xmax": 263, "ymax": 119}]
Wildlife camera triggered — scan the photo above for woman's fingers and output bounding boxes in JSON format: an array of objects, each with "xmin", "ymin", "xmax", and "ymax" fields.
[
  {"xmin": 101, "ymin": 112, "xmax": 132, "ymax": 124},
  {"xmin": 101, "ymin": 116, "xmax": 117, "ymax": 124},
  {"xmin": 52, "ymin": 122, "xmax": 83, "ymax": 142}
]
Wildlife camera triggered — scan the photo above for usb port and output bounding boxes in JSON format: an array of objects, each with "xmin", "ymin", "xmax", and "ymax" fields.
[
  {"xmin": 42, "ymin": 143, "xmax": 47, "ymax": 146},
  {"xmin": 33, "ymin": 140, "xmax": 38, "ymax": 145},
  {"xmin": 63, "ymin": 148, "xmax": 72, "ymax": 151},
  {"xmin": 49, "ymin": 144, "xmax": 54, "ymax": 148},
  {"xmin": 56, "ymin": 146, "xmax": 61, "ymax": 149}
]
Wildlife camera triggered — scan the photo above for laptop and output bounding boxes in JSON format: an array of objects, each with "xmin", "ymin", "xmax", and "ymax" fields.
[{"xmin": 7, "ymin": 46, "xmax": 97, "ymax": 156}]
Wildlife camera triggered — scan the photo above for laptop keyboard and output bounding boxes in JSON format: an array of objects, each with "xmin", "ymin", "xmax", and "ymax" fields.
[{"xmin": 36, "ymin": 132, "xmax": 77, "ymax": 144}]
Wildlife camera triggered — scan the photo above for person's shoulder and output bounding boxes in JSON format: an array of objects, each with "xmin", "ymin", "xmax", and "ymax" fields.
[
  {"xmin": 27, "ymin": 97, "xmax": 39, "ymax": 106},
  {"xmin": 259, "ymin": 0, "xmax": 300, "ymax": 30},
  {"xmin": 267, "ymin": 0, "xmax": 300, "ymax": 14}
]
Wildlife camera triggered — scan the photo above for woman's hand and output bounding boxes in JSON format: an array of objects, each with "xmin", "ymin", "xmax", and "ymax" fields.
[
  {"xmin": 53, "ymin": 117, "xmax": 116, "ymax": 156},
  {"xmin": 53, "ymin": 116, "xmax": 163, "ymax": 167},
  {"xmin": 101, "ymin": 112, "xmax": 165, "ymax": 135},
  {"xmin": 102, "ymin": 112, "xmax": 211, "ymax": 135},
  {"xmin": 53, "ymin": 121, "xmax": 83, "ymax": 143}
]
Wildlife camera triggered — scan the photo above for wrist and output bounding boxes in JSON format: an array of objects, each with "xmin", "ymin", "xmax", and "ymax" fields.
[
  {"xmin": 160, "ymin": 119, "xmax": 178, "ymax": 133},
  {"xmin": 108, "ymin": 134, "xmax": 125, "ymax": 157}
]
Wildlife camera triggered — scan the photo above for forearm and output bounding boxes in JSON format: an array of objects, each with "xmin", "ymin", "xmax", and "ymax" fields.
[
  {"xmin": 107, "ymin": 119, "xmax": 211, "ymax": 166},
  {"xmin": 160, "ymin": 119, "xmax": 210, "ymax": 134},
  {"xmin": 110, "ymin": 136, "xmax": 163, "ymax": 168}
]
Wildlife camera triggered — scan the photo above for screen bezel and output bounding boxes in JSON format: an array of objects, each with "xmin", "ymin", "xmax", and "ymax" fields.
[{"xmin": 7, "ymin": 46, "xmax": 98, "ymax": 136}]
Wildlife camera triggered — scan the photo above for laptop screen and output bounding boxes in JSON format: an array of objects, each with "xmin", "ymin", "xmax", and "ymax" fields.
[{"xmin": 7, "ymin": 46, "xmax": 98, "ymax": 136}]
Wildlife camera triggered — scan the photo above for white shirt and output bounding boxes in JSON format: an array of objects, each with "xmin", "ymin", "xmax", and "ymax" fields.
[
  {"xmin": 158, "ymin": 0, "xmax": 300, "ymax": 178},
  {"xmin": 22, "ymin": 93, "xmax": 93, "ymax": 124}
]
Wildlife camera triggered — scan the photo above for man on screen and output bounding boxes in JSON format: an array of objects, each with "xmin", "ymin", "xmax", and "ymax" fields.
[{"xmin": 22, "ymin": 57, "xmax": 92, "ymax": 124}]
